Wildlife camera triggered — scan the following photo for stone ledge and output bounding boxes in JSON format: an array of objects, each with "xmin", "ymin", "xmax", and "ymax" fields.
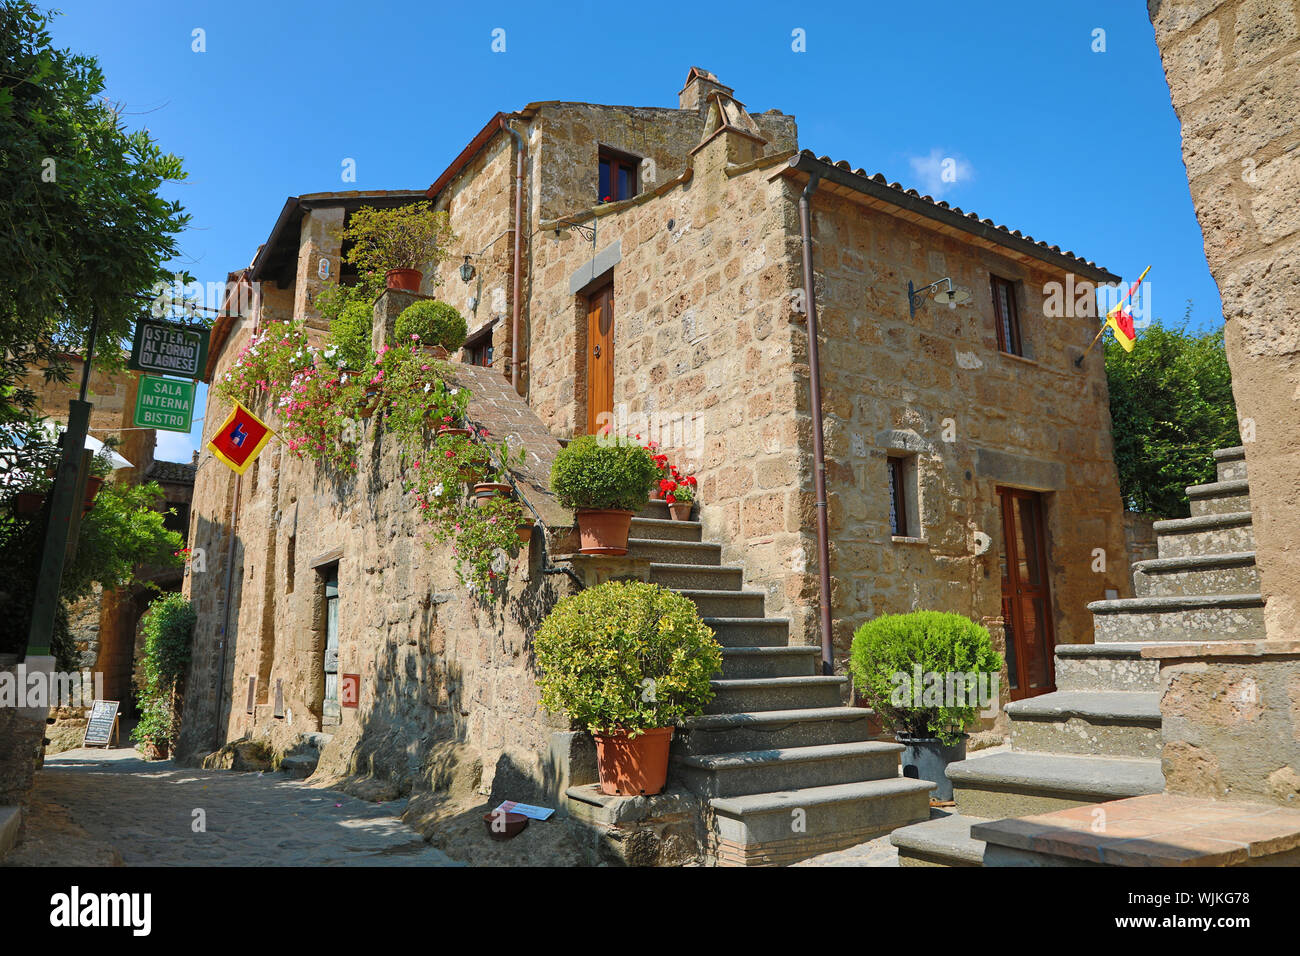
[{"xmin": 1142, "ymin": 638, "xmax": 1300, "ymax": 660}]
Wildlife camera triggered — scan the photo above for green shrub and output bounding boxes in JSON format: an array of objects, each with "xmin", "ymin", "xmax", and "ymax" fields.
[
  {"xmin": 394, "ymin": 300, "xmax": 467, "ymax": 352},
  {"xmin": 550, "ymin": 435, "xmax": 659, "ymax": 512},
  {"xmin": 329, "ymin": 300, "xmax": 374, "ymax": 369},
  {"xmin": 534, "ymin": 581, "xmax": 722, "ymax": 735},
  {"xmin": 131, "ymin": 593, "xmax": 196, "ymax": 747},
  {"xmin": 848, "ymin": 611, "xmax": 1002, "ymax": 745}
]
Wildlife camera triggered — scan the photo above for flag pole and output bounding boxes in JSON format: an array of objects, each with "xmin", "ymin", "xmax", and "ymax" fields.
[{"xmin": 1075, "ymin": 323, "xmax": 1108, "ymax": 367}]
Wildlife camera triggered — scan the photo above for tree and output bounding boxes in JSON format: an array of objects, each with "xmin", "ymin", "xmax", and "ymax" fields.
[
  {"xmin": 1105, "ymin": 306, "xmax": 1239, "ymax": 518},
  {"xmin": 0, "ymin": 2, "xmax": 189, "ymax": 456}
]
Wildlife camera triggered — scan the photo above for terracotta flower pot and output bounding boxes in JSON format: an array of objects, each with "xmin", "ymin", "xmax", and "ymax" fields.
[
  {"xmin": 358, "ymin": 388, "xmax": 382, "ymax": 419},
  {"xmin": 593, "ymin": 727, "xmax": 674, "ymax": 796},
  {"xmin": 482, "ymin": 810, "xmax": 529, "ymax": 840},
  {"xmin": 473, "ymin": 482, "xmax": 513, "ymax": 507},
  {"xmin": 435, "ymin": 426, "xmax": 471, "ymax": 439},
  {"xmin": 575, "ymin": 508, "xmax": 634, "ymax": 555},
  {"xmin": 15, "ymin": 491, "xmax": 46, "ymax": 516},
  {"xmin": 143, "ymin": 741, "xmax": 169, "ymax": 761},
  {"xmin": 516, "ymin": 521, "xmax": 534, "ymax": 544},
  {"xmin": 385, "ymin": 268, "xmax": 422, "ymax": 292},
  {"xmin": 82, "ymin": 475, "xmax": 104, "ymax": 510},
  {"xmin": 668, "ymin": 501, "xmax": 693, "ymax": 521}
]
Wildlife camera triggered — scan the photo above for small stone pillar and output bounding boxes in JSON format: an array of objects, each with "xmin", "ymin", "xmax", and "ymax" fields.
[{"xmin": 371, "ymin": 288, "xmax": 433, "ymax": 354}]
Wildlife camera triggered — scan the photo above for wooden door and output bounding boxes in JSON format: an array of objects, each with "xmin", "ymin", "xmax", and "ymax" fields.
[
  {"xmin": 585, "ymin": 282, "xmax": 614, "ymax": 435},
  {"xmin": 998, "ymin": 488, "xmax": 1056, "ymax": 701}
]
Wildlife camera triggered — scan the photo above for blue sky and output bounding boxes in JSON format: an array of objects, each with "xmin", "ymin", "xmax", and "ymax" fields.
[{"xmin": 48, "ymin": 0, "xmax": 1220, "ymax": 459}]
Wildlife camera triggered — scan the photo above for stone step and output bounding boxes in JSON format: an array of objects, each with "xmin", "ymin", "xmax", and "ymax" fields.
[
  {"xmin": 678, "ymin": 588, "xmax": 765, "ymax": 619},
  {"xmin": 675, "ymin": 706, "xmax": 878, "ymax": 755},
  {"xmin": 703, "ymin": 617, "xmax": 792, "ymax": 648},
  {"xmin": 628, "ymin": 516, "xmax": 701, "ymax": 542},
  {"xmin": 1154, "ymin": 511, "xmax": 1253, "ymax": 558},
  {"xmin": 648, "ymin": 562, "xmax": 744, "ymax": 591},
  {"xmin": 720, "ymin": 645, "xmax": 820, "ymax": 679},
  {"xmin": 709, "ymin": 778, "xmax": 932, "ymax": 866},
  {"xmin": 1053, "ymin": 643, "xmax": 1161, "ymax": 692},
  {"xmin": 948, "ymin": 750, "xmax": 1164, "ymax": 818},
  {"xmin": 1214, "ymin": 445, "xmax": 1247, "ymax": 482},
  {"xmin": 891, "ymin": 812, "xmax": 990, "ymax": 867},
  {"xmin": 1088, "ymin": 592, "xmax": 1266, "ymax": 643},
  {"xmin": 707, "ymin": 675, "xmax": 846, "ymax": 714},
  {"xmin": 1006, "ymin": 691, "xmax": 1162, "ymax": 758},
  {"xmin": 636, "ymin": 498, "xmax": 673, "ymax": 520},
  {"xmin": 674, "ymin": 741, "xmax": 902, "ymax": 799},
  {"xmin": 1132, "ymin": 551, "xmax": 1259, "ymax": 597},
  {"xmin": 626, "ymin": 537, "xmax": 722, "ymax": 565},
  {"xmin": 1187, "ymin": 478, "xmax": 1251, "ymax": 517}
]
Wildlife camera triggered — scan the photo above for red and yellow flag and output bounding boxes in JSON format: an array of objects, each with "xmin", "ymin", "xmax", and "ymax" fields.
[
  {"xmin": 1105, "ymin": 265, "xmax": 1151, "ymax": 353},
  {"xmin": 207, "ymin": 402, "xmax": 273, "ymax": 474}
]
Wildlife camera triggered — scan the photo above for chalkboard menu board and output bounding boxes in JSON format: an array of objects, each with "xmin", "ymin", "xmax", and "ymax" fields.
[{"xmin": 82, "ymin": 700, "xmax": 120, "ymax": 747}]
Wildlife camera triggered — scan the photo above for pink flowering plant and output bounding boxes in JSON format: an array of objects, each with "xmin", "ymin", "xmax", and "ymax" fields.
[{"xmin": 213, "ymin": 321, "xmax": 316, "ymax": 407}]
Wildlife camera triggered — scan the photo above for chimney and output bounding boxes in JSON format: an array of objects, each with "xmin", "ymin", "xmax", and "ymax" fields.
[{"xmin": 678, "ymin": 67, "xmax": 734, "ymax": 112}]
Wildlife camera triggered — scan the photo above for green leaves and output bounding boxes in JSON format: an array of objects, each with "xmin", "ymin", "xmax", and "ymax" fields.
[
  {"xmin": 1105, "ymin": 312, "xmax": 1238, "ymax": 518},
  {"xmin": 550, "ymin": 435, "xmax": 660, "ymax": 512},
  {"xmin": 394, "ymin": 300, "xmax": 467, "ymax": 352},
  {"xmin": 342, "ymin": 202, "xmax": 456, "ymax": 274},
  {"xmin": 131, "ymin": 593, "xmax": 195, "ymax": 746}
]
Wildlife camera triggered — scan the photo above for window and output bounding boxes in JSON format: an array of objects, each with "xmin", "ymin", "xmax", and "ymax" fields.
[
  {"xmin": 598, "ymin": 147, "xmax": 639, "ymax": 203},
  {"xmin": 991, "ymin": 275, "xmax": 1022, "ymax": 356},
  {"xmin": 463, "ymin": 323, "xmax": 495, "ymax": 370},
  {"xmin": 888, "ymin": 456, "xmax": 911, "ymax": 537}
]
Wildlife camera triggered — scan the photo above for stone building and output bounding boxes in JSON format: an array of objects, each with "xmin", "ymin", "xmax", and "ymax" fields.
[{"xmin": 180, "ymin": 69, "xmax": 1133, "ymax": 862}]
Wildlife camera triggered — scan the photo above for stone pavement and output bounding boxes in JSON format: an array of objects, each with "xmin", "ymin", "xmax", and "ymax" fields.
[
  {"xmin": 792, "ymin": 830, "xmax": 900, "ymax": 866},
  {"xmin": 5, "ymin": 746, "xmax": 459, "ymax": 867}
]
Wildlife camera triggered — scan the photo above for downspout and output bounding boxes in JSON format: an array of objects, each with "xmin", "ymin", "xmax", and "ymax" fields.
[
  {"xmin": 503, "ymin": 118, "xmax": 526, "ymax": 393},
  {"xmin": 798, "ymin": 174, "xmax": 835, "ymax": 676},
  {"xmin": 214, "ymin": 472, "xmax": 241, "ymax": 750}
]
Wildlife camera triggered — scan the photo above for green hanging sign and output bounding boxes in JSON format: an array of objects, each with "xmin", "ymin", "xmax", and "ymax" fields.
[
  {"xmin": 133, "ymin": 375, "xmax": 195, "ymax": 433},
  {"xmin": 128, "ymin": 318, "xmax": 209, "ymax": 380}
]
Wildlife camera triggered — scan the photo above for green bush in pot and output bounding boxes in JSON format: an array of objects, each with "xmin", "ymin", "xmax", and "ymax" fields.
[
  {"xmin": 550, "ymin": 435, "xmax": 659, "ymax": 512},
  {"xmin": 394, "ymin": 300, "xmax": 467, "ymax": 353}
]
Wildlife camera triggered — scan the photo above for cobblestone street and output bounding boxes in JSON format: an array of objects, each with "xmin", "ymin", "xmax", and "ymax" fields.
[{"xmin": 5, "ymin": 747, "xmax": 459, "ymax": 867}]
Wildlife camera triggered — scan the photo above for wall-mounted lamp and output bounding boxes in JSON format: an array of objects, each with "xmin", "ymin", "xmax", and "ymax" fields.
[
  {"xmin": 459, "ymin": 256, "xmax": 476, "ymax": 283},
  {"xmin": 908, "ymin": 276, "xmax": 971, "ymax": 318},
  {"xmin": 550, "ymin": 219, "xmax": 596, "ymax": 243}
]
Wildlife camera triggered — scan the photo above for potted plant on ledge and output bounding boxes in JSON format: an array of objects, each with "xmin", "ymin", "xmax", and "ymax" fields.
[
  {"xmin": 660, "ymin": 464, "xmax": 697, "ymax": 521},
  {"xmin": 534, "ymin": 580, "xmax": 723, "ymax": 796},
  {"xmin": 395, "ymin": 300, "xmax": 467, "ymax": 358},
  {"xmin": 342, "ymin": 201, "xmax": 456, "ymax": 293},
  {"xmin": 550, "ymin": 435, "xmax": 659, "ymax": 555},
  {"xmin": 848, "ymin": 610, "xmax": 1002, "ymax": 802}
]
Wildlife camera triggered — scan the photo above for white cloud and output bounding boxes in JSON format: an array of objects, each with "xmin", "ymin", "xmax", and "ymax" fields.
[
  {"xmin": 154, "ymin": 429, "xmax": 197, "ymax": 463},
  {"xmin": 907, "ymin": 148, "xmax": 974, "ymax": 198}
]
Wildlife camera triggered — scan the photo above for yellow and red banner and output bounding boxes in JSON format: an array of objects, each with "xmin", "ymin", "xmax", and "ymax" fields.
[
  {"xmin": 1105, "ymin": 265, "xmax": 1151, "ymax": 353},
  {"xmin": 207, "ymin": 402, "xmax": 273, "ymax": 474}
]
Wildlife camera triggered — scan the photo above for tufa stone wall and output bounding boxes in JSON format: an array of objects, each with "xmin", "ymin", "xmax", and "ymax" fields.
[{"xmin": 1148, "ymin": 0, "xmax": 1300, "ymax": 640}]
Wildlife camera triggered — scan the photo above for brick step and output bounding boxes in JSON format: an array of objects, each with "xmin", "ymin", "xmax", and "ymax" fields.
[
  {"xmin": 1053, "ymin": 643, "xmax": 1161, "ymax": 692},
  {"xmin": 1088, "ymin": 592, "xmax": 1266, "ymax": 643},
  {"xmin": 1006, "ymin": 691, "xmax": 1162, "ymax": 758},
  {"xmin": 1154, "ymin": 511, "xmax": 1253, "ymax": 558},
  {"xmin": 626, "ymin": 538, "xmax": 722, "ymax": 565},
  {"xmin": 648, "ymin": 562, "xmax": 744, "ymax": 591},
  {"xmin": 948, "ymin": 750, "xmax": 1164, "ymax": 819},
  {"xmin": 677, "ymin": 588, "xmax": 765, "ymax": 619},
  {"xmin": 675, "ymin": 706, "xmax": 878, "ymax": 755},
  {"xmin": 628, "ymin": 516, "xmax": 701, "ymax": 542},
  {"xmin": 674, "ymin": 741, "xmax": 902, "ymax": 799},
  {"xmin": 720, "ymin": 645, "xmax": 820, "ymax": 679},
  {"xmin": 891, "ymin": 812, "xmax": 990, "ymax": 867},
  {"xmin": 706, "ymin": 675, "xmax": 846, "ymax": 713},
  {"xmin": 1132, "ymin": 551, "xmax": 1259, "ymax": 597},
  {"xmin": 1214, "ymin": 445, "xmax": 1247, "ymax": 482},
  {"xmin": 1187, "ymin": 478, "xmax": 1251, "ymax": 517},
  {"xmin": 709, "ymin": 778, "xmax": 932, "ymax": 866},
  {"xmin": 703, "ymin": 617, "xmax": 791, "ymax": 648}
]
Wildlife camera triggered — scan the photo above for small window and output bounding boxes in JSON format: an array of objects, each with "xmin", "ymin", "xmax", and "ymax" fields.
[
  {"xmin": 598, "ymin": 147, "xmax": 639, "ymax": 203},
  {"xmin": 888, "ymin": 456, "xmax": 911, "ymax": 537},
  {"xmin": 991, "ymin": 275, "xmax": 1022, "ymax": 356},
  {"xmin": 464, "ymin": 323, "xmax": 495, "ymax": 370}
]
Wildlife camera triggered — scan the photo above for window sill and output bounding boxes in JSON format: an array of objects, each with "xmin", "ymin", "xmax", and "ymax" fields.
[
  {"xmin": 998, "ymin": 350, "xmax": 1040, "ymax": 367},
  {"xmin": 890, "ymin": 535, "xmax": 929, "ymax": 546}
]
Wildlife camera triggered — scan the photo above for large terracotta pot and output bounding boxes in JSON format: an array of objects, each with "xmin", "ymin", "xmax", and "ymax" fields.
[
  {"xmin": 385, "ymin": 268, "xmax": 422, "ymax": 292},
  {"xmin": 142, "ymin": 741, "xmax": 169, "ymax": 761},
  {"xmin": 473, "ymin": 482, "xmax": 513, "ymax": 507},
  {"xmin": 15, "ymin": 491, "xmax": 45, "ymax": 516},
  {"xmin": 82, "ymin": 475, "xmax": 104, "ymax": 510},
  {"xmin": 575, "ymin": 508, "xmax": 634, "ymax": 555},
  {"xmin": 593, "ymin": 727, "xmax": 673, "ymax": 796}
]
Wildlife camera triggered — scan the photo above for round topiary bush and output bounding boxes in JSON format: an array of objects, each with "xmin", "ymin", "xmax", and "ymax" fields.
[
  {"xmin": 394, "ymin": 300, "xmax": 467, "ymax": 352},
  {"xmin": 329, "ymin": 300, "xmax": 374, "ymax": 369},
  {"xmin": 848, "ymin": 611, "xmax": 1002, "ymax": 744},
  {"xmin": 533, "ymin": 580, "xmax": 723, "ymax": 735},
  {"xmin": 550, "ymin": 435, "xmax": 660, "ymax": 512}
]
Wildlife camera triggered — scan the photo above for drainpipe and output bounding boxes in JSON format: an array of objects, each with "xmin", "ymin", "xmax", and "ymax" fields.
[
  {"xmin": 214, "ymin": 472, "xmax": 241, "ymax": 750},
  {"xmin": 798, "ymin": 174, "xmax": 835, "ymax": 676},
  {"xmin": 503, "ymin": 119, "xmax": 526, "ymax": 393}
]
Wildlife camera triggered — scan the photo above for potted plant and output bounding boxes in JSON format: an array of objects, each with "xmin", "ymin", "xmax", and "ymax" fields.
[
  {"xmin": 848, "ymin": 611, "xmax": 1002, "ymax": 802},
  {"xmin": 534, "ymin": 580, "xmax": 723, "ymax": 796},
  {"xmin": 660, "ymin": 465, "xmax": 697, "ymax": 521},
  {"xmin": 341, "ymin": 201, "xmax": 456, "ymax": 292},
  {"xmin": 550, "ymin": 435, "xmax": 660, "ymax": 555},
  {"xmin": 395, "ymin": 300, "xmax": 467, "ymax": 357},
  {"xmin": 131, "ymin": 593, "xmax": 196, "ymax": 762}
]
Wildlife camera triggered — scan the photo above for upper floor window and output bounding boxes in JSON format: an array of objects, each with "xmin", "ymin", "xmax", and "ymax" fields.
[
  {"xmin": 991, "ymin": 275, "xmax": 1023, "ymax": 356},
  {"xmin": 598, "ymin": 147, "xmax": 639, "ymax": 203},
  {"xmin": 888, "ymin": 455, "xmax": 914, "ymax": 537}
]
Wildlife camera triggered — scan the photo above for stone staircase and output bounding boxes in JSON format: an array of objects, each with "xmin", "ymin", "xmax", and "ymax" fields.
[
  {"xmin": 892, "ymin": 446, "xmax": 1264, "ymax": 866},
  {"xmin": 627, "ymin": 498, "xmax": 932, "ymax": 866}
]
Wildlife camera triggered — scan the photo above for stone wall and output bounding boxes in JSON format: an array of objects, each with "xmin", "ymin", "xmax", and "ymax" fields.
[
  {"xmin": 1123, "ymin": 510, "xmax": 1160, "ymax": 568},
  {"xmin": 1148, "ymin": 0, "xmax": 1300, "ymax": 640}
]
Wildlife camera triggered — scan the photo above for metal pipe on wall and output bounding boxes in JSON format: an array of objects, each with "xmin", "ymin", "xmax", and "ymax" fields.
[{"xmin": 503, "ymin": 118, "xmax": 526, "ymax": 393}]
